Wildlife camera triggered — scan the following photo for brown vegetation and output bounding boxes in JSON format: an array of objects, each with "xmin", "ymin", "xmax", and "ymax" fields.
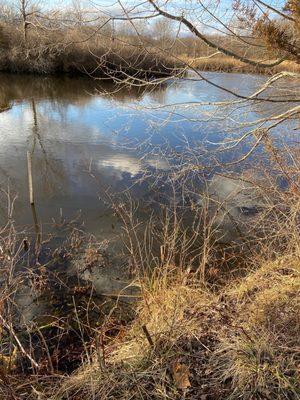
[
  {"xmin": 0, "ymin": 23, "xmax": 182, "ymax": 78},
  {"xmin": 184, "ymin": 55, "xmax": 300, "ymax": 74},
  {"xmin": 1, "ymin": 2, "xmax": 299, "ymax": 78},
  {"xmin": 1, "ymin": 21, "xmax": 298, "ymax": 77},
  {"xmin": 55, "ymin": 192, "xmax": 300, "ymax": 400}
]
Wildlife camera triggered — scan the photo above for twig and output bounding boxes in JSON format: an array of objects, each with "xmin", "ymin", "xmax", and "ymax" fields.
[
  {"xmin": 27, "ymin": 151, "xmax": 34, "ymax": 205},
  {"xmin": 142, "ymin": 325, "xmax": 154, "ymax": 347},
  {"xmin": 0, "ymin": 315, "xmax": 39, "ymax": 369}
]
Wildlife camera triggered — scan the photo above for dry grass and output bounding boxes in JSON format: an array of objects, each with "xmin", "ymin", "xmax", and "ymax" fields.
[
  {"xmin": 50, "ymin": 147, "xmax": 300, "ymax": 400},
  {"xmin": 184, "ymin": 55, "xmax": 300, "ymax": 74},
  {"xmin": 54, "ymin": 276, "xmax": 218, "ymax": 399},
  {"xmin": 213, "ymin": 250, "xmax": 300, "ymax": 399},
  {"xmin": 3, "ymin": 22, "xmax": 299, "ymax": 78},
  {"xmin": 1, "ymin": 19, "xmax": 299, "ymax": 79},
  {"xmin": 0, "ymin": 173, "xmax": 298, "ymax": 399},
  {"xmin": 53, "ymin": 247, "xmax": 299, "ymax": 399}
]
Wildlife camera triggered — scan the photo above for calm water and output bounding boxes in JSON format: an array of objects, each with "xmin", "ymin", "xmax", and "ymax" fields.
[{"xmin": 0, "ymin": 72, "xmax": 297, "ymax": 239}]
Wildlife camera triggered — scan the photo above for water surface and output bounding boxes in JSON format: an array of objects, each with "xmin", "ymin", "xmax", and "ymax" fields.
[{"xmin": 0, "ymin": 72, "xmax": 296, "ymax": 239}]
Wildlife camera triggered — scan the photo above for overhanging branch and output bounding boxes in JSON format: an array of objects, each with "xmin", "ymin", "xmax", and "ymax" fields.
[{"xmin": 148, "ymin": 0, "xmax": 287, "ymax": 68}]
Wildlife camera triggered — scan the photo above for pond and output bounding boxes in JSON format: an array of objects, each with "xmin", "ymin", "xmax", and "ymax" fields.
[{"xmin": 0, "ymin": 71, "xmax": 297, "ymax": 241}]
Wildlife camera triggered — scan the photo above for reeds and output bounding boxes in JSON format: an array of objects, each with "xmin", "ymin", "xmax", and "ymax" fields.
[{"xmin": 184, "ymin": 55, "xmax": 300, "ymax": 74}]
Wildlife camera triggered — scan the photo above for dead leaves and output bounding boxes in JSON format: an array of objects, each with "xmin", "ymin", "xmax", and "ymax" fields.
[{"xmin": 171, "ymin": 361, "xmax": 191, "ymax": 390}]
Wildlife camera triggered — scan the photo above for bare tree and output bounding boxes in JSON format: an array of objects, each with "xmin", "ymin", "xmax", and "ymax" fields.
[
  {"xmin": 153, "ymin": 17, "xmax": 174, "ymax": 47},
  {"xmin": 17, "ymin": 0, "xmax": 42, "ymax": 42}
]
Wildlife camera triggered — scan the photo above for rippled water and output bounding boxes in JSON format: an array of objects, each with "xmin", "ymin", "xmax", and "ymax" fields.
[{"xmin": 0, "ymin": 72, "xmax": 296, "ymax": 238}]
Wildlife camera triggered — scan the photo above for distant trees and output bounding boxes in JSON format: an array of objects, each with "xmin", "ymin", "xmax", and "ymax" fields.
[
  {"xmin": 0, "ymin": 1, "xmax": 17, "ymax": 23},
  {"xmin": 0, "ymin": 0, "xmax": 45, "ymax": 43},
  {"xmin": 153, "ymin": 17, "xmax": 174, "ymax": 48},
  {"xmin": 17, "ymin": 0, "xmax": 42, "ymax": 42},
  {"xmin": 0, "ymin": 0, "xmax": 299, "ymax": 80}
]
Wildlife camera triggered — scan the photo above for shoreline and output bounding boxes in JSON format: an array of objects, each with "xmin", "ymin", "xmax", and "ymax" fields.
[
  {"xmin": 0, "ymin": 46, "xmax": 184, "ymax": 81},
  {"xmin": 183, "ymin": 56, "xmax": 300, "ymax": 75},
  {"xmin": 1, "ymin": 58, "xmax": 299, "ymax": 82}
]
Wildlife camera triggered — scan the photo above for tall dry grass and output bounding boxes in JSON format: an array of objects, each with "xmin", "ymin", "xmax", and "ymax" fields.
[
  {"xmin": 183, "ymin": 55, "xmax": 300, "ymax": 74},
  {"xmin": 54, "ymin": 250, "xmax": 299, "ymax": 399}
]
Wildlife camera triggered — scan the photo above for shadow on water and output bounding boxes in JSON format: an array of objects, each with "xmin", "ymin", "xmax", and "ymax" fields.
[{"xmin": 0, "ymin": 72, "xmax": 168, "ymax": 106}]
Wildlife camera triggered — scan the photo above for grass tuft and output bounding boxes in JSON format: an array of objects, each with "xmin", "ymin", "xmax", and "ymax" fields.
[{"xmin": 55, "ymin": 245, "xmax": 300, "ymax": 399}]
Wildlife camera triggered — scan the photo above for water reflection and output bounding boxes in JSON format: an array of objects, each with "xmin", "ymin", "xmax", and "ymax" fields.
[
  {"xmin": 0, "ymin": 72, "xmax": 297, "ymax": 237},
  {"xmin": 0, "ymin": 73, "xmax": 168, "ymax": 106}
]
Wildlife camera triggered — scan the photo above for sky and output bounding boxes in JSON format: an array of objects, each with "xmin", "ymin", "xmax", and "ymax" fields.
[
  {"xmin": 60, "ymin": 0, "xmax": 287, "ymax": 31},
  {"xmin": 19, "ymin": 0, "xmax": 285, "ymax": 12},
  {"xmin": 3, "ymin": 0, "xmax": 287, "ymax": 28}
]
